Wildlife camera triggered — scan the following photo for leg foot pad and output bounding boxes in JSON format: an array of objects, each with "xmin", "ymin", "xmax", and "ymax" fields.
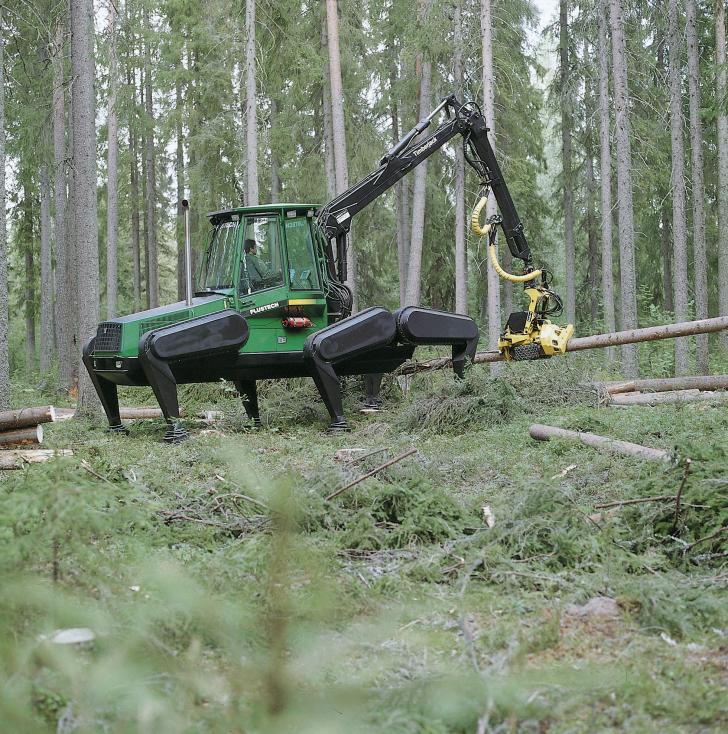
[
  {"xmin": 163, "ymin": 422, "xmax": 188, "ymax": 443},
  {"xmin": 108, "ymin": 423, "xmax": 130, "ymax": 436}
]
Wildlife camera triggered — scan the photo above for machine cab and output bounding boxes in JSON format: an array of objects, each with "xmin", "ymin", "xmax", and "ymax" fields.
[{"xmin": 196, "ymin": 204, "xmax": 328, "ymax": 351}]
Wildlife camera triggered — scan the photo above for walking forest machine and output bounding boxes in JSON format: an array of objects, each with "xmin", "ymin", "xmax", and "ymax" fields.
[{"xmin": 84, "ymin": 95, "xmax": 574, "ymax": 441}]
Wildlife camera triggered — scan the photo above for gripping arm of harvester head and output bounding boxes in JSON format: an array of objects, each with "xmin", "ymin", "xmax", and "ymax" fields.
[{"xmin": 472, "ymin": 196, "xmax": 574, "ymax": 361}]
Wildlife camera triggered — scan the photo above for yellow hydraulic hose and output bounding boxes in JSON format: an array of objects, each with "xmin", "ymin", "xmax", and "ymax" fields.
[{"xmin": 471, "ymin": 196, "xmax": 542, "ymax": 283}]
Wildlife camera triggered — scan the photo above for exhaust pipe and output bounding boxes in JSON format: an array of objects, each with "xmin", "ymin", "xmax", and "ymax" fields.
[{"xmin": 181, "ymin": 199, "xmax": 193, "ymax": 307}]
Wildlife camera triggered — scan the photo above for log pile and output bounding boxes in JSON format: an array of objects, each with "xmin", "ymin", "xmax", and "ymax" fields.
[
  {"xmin": 599, "ymin": 374, "xmax": 728, "ymax": 407},
  {"xmin": 0, "ymin": 406, "xmax": 57, "ymax": 449}
]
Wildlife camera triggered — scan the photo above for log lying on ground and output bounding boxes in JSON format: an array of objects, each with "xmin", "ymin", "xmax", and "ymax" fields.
[
  {"xmin": 0, "ymin": 448, "xmax": 73, "ymax": 470},
  {"xmin": 400, "ymin": 315, "xmax": 728, "ymax": 375},
  {"xmin": 529, "ymin": 424, "xmax": 671, "ymax": 462},
  {"xmin": 601, "ymin": 374, "xmax": 728, "ymax": 395},
  {"xmin": 55, "ymin": 406, "xmax": 186, "ymax": 420},
  {"xmin": 0, "ymin": 426, "xmax": 44, "ymax": 447},
  {"xmin": 0, "ymin": 406, "xmax": 56, "ymax": 431},
  {"xmin": 609, "ymin": 390, "xmax": 728, "ymax": 407}
]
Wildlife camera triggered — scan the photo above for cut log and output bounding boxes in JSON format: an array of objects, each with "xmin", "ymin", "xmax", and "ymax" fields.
[
  {"xmin": 603, "ymin": 374, "xmax": 728, "ymax": 395},
  {"xmin": 0, "ymin": 406, "xmax": 56, "ymax": 430},
  {"xmin": 0, "ymin": 448, "xmax": 73, "ymax": 470},
  {"xmin": 0, "ymin": 426, "xmax": 44, "ymax": 447},
  {"xmin": 55, "ymin": 406, "xmax": 186, "ymax": 421},
  {"xmin": 609, "ymin": 390, "xmax": 728, "ymax": 407},
  {"xmin": 529, "ymin": 424, "xmax": 671, "ymax": 462},
  {"xmin": 400, "ymin": 315, "xmax": 728, "ymax": 374}
]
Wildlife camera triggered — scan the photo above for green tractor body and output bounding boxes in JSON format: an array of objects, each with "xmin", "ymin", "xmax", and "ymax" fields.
[{"xmin": 91, "ymin": 204, "xmax": 328, "ymax": 368}]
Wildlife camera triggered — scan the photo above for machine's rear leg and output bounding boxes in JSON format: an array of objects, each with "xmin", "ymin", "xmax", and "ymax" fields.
[
  {"xmin": 82, "ymin": 338, "xmax": 129, "ymax": 435},
  {"xmin": 234, "ymin": 380, "xmax": 261, "ymax": 426},
  {"xmin": 304, "ymin": 307, "xmax": 397, "ymax": 432}
]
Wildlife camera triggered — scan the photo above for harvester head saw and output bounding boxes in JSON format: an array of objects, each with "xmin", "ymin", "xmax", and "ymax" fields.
[{"xmin": 471, "ymin": 196, "xmax": 574, "ymax": 361}]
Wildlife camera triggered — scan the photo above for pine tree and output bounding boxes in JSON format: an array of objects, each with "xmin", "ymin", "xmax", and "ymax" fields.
[{"xmin": 0, "ymin": 8, "xmax": 9, "ymax": 410}]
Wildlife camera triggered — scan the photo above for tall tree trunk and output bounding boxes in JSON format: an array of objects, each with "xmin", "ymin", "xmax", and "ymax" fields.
[
  {"xmin": 127, "ymin": 60, "xmax": 141, "ymax": 311},
  {"xmin": 454, "ymin": 0, "xmax": 467, "ymax": 314},
  {"xmin": 609, "ymin": 0, "xmax": 639, "ymax": 376},
  {"xmin": 482, "ymin": 0, "xmax": 501, "ymax": 372},
  {"xmin": 597, "ymin": 0, "xmax": 616, "ymax": 359},
  {"xmin": 405, "ymin": 5, "xmax": 431, "ymax": 307},
  {"xmin": 106, "ymin": 3, "xmax": 118, "ymax": 318},
  {"xmin": 716, "ymin": 0, "xmax": 728, "ymax": 348},
  {"xmin": 686, "ymin": 0, "xmax": 708, "ymax": 373},
  {"xmin": 321, "ymin": 21, "xmax": 336, "ymax": 202},
  {"xmin": 325, "ymin": 0, "xmax": 356, "ymax": 307},
  {"xmin": 560, "ymin": 0, "xmax": 576, "ymax": 327},
  {"xmin": 70, "ymin": 0, "xmax": 100, "ymax": 411},
  {"xmin": 669, "ymin": 0, "xmax": 690, "ymax": 375},
  {"xmin": 176, "ymin": 76, "xmax": 185, "ymax": 301},
  {"xmin": 23, "ymin": 182, "xmax": 36, "ymax": 372},
  {"xmin": 0, "ymin": 10, "xmax": 9, "ymax": 410},
  {"xmin": 245, "ymin": 0, "xmax": 258, "ymax": 206},
  {"xmin": 40, "ymin": 160, "xmax": 53, "ymax": 377},
  {"xmin": 585, "ymin": 104, "xmax": 599, "ymax": 327},
  {"xmin": 52, "ymin": 20, "xmax": 72, "ymax": 391},
  {"xmin": 270, "ymin": 98, "xmax": 281, "ymax": 202},
  {"xmin": 143, "ymin": 15, "xmax": 158, "ymax": 308},
  {"xmin": 661, "ymin": 202, "xmax": 674, "ymax": 312},
  {"xmin": 390, "ymin": 75, "xmax": 409, "ymax": 307}
]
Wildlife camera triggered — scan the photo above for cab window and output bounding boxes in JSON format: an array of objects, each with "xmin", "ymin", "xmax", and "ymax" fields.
[
  {"xmin": 285, "ymin": 217, "xmax": 321, "ymax": 290},
  {"xmin": 239, "ymin": 216, "xmax": 285, "ymax": 295}
]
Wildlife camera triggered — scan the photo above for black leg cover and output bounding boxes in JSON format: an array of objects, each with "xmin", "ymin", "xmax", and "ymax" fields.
[
  {"xmin": 304, "ymin": 307, "xmax": 397, "ymax": 430},
  {"xmin": 235, "ymin": 379, "xmax": 261, "ymax": 426},
  {"xmin": 82, "ymin": 338, "xmax": 129, "ymax": 434}
]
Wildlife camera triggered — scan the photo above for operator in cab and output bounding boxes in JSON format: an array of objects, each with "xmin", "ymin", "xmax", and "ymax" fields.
[{"xmin": 243, "ymin": 239, "xmax": 270, "ymax": 290}]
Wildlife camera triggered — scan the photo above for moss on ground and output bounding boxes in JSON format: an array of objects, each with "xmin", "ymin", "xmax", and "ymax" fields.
[{"xmin": 0, "ymin": 356, "xmax": 727, "ymax": 732}]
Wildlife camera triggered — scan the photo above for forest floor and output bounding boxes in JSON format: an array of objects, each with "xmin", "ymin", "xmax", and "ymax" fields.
[{"xmin": 1, "ymin": 353, "xmax": 727, "ymax": 733}]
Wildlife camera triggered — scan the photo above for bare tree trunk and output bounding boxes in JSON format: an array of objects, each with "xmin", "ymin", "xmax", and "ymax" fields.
[
  {"xmin": 106, "ymin": 3, "xmax": 118, "ymax": 318},
  {"xmin": 127, "ymin": 61, "xmax": 141, "ymax": 311},
  {"xmin": 0, "ymin": 10, "xmax": 9, "ymax": 410},
  {"xmin": 405, "ymin": 25, "xmax": 431, "ymax": 307},
  {"xmin": 597, "ymin": 0, "xmax": 616, "ymax": 360},
  {"xmin": 716, "ymin": 0, "xmax": 728, "ymax": 348},
  {"xmin": 584, "ymin": 46, "xmax": 599, "ymax": 327},
  {"xmin": 40, "ymin": 160, "xmax": 53, "ymax": 377},
  {"xmin": 669, "ymin": 0, "xmax": 690, "ymax": 375},
  {"xmin": 143, "ymin": 14, "xmax": 158, "ymax": 308},
  {"xmin": 609, "ymin": 0, "xmax": 639, "ymax": 376},
  {"xmin": 325, "ymin": 0, "xmax": 356, "ymax": 307},
  {"xmin": 176, "ymin": 76, "xmax": 185, "ymax": 301},
  {"xmin": 321, "ymin": 20, "xmax": 336, "ymax": 202},
  {"xmin": 70, "ymin": 0, "xmax": 100, "ymax": 411},
  {"xmin": 52, "ymin": 21, "xmax": 72, "ymax": 391},
  {"xmin": 657, "ymin": 203, "xmax": 673, "ymax": 312},
  {"xmin": 686, "ymin": 0, "xmax": 708, "ymax": 373},
  {"xmin": 270, "ymin": 98, "xmax": 280, "ymax": 202},
  {"xmin": 245, "ymin": 0, "xmax": 258, "ymax": 206},
  {"xmin": 560, "ymin": 0, "xmax": 576, "ymax": 327},
  {"xmin": 23, "ymin": 182, "xmax": 36, "ymax": 372},
  {"xmin": 482, "ymin": 0, "xmax": 501, "ymax": 373},
  {"xmin": 390, "ymin": 81, "xmax": 409, "ymax": 307},
  {"xmin": 454, "ymin": 0, "xmax": 467, "ymax": 315}
]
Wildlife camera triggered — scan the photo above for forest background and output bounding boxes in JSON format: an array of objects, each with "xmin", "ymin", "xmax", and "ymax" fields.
[{"xmin": 0, "ymin": 0, "xmax": 727, "ymax": 405}]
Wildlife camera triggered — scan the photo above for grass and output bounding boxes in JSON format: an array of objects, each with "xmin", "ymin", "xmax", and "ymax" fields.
[{"xmin": 1, "ymin": 354, "xmax": 727, "ymax": 732}]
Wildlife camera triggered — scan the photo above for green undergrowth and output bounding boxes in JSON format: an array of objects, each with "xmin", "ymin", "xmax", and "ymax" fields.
[{"xmin": 1, "ymin": 357, "xmax": 727, "ymax": 732}]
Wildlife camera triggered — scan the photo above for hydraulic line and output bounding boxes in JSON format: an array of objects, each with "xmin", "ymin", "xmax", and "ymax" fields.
[{"xmin": 471, "ymin": 196, "xmax": 541, "ymax": 283}]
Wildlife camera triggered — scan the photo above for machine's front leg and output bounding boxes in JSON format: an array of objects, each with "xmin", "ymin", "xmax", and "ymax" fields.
[
  {"xmin": 362, "ymin": 373, "xmax": 383, "ymax": 411},
  {"xmin": 234, "ymin": 380, "xmax": 261, "ymax": 426},
  {"xmin": 82, "ymin": 338, "xmax": 129, "ymax": 434}
]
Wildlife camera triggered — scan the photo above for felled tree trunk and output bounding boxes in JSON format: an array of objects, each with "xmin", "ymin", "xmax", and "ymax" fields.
[
  {"xmin": 0, "ymin": 426, "xmax": 44, "ymax": 447},
  {"xmin": 0, "ymin": 406, "xmax": 56, "ymax": 431},
  {"xmin": 529, "ymin": 424, "xmax": 670, "ymax": 462},
  {"xmin": 601, "ymin": 374, "xmax": 728, "ymax": 394}
]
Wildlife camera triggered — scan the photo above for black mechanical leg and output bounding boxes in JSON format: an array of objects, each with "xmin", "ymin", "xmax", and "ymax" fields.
[
  {"xmin": 138, "ymin": 339, "xmax": 187, "ymax": 442},
  {"xmin": 234, "ymin": 380, "xmax": 261, "ymax": 426},
  {"xmin": 394, "ymin": 306, "xmax": 479, "ymax": 378},
  {"xmin": 304, "ymin": 307, "xmax": 397, "ymax": 431},
  {"xmin": 82, "ymin": 338, "xmax": 129, "ymax": 434},
  {"xmin": 362, "ymin": 373, "xmax": 383, "ymax": 410}
]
